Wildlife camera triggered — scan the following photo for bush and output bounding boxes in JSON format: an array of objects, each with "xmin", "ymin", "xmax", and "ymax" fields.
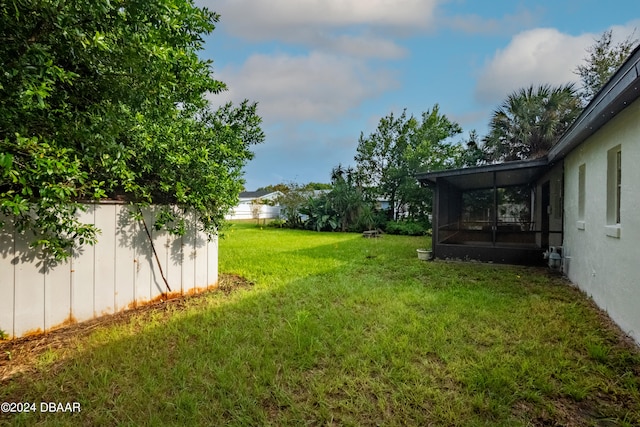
[
  {"xmin": 349, "ymin": 207, "xmax": 387, "ymax": 233},
  {"xmin": 267, "ymin": 218, "xmax": 286, "ymax": 228},
  {"xmin": 385, "ymin": 220, "xmax": 430, "ymax": 236}
]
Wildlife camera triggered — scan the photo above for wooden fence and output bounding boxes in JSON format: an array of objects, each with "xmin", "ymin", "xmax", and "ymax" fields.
[{"xmin": 0, "ymin": 202, "xmax": 218, "ymax": 339}]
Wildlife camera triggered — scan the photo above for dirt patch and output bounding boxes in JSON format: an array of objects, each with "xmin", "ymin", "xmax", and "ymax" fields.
[{"xmin": 0, "ymin": 273, "xmax": 253, "ymax": 383}]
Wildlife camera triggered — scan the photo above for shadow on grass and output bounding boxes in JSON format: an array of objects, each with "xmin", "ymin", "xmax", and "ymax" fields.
[{"xmin": 2, "ymin": 232, "xmax": 640, "ymax": 426}]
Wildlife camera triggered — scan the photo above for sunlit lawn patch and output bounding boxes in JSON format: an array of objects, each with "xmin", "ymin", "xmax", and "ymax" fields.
[{"xmin": 1, "ymin": 221, "xmax": 639, "ymax": 426}]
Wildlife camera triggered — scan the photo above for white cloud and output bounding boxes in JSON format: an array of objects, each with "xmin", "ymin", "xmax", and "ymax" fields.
[
  {"xmin": 444, "ymin": 9, "xmax": 539, "ymax": 35},
  {"xmin": 209, "ymin": 52, "xmax": 399, "ymax": 123},
  {"xmin": 195, "ymin": 0, "xmax": 435, "ymax": 59},
  {"xmin": 475, "ymin": 28, "xmax": 590, "ymax": 104},
  {"xmin": 608, "ymin": 22, "xmax": 640, "ymax": 44},
  {"xmin": 475, "ymin": 23, "xmax": 640, "ymax": 105},
  {"xmin": 206, "ymin": 0, "xmax": 438, "ymax": 33},
  {"xmin": 309, "ymin": 33, "xmax": 408, "ymax": 60}
]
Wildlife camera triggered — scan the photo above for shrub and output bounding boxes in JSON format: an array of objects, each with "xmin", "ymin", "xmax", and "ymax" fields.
[
  {"xmin": 348, "ymin": 206, "xmax": 387, "ymax": 233},
  {"xmin": 267, "ymin": 218, "xmax": 286, "ymax": 228},
  {"xmin": 385, "ymin": 220, "xmax": 430, "ymax": 236}
]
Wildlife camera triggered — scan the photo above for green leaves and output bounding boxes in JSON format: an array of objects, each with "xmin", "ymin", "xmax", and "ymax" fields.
[
  {"xmin": 1, "ymin": 134, "xmax": 95, "ymax": 259},
  {"xmin": 0, "ymin": 1, "xmax": 263, "ymax": 260},
  {"xmin": 355, "ymin": 105, "xmax": 462, "ymax": 221},
  {"xmin": 575, "ymin": 30, "xmax": 638, "ymax": 105},
  {"xmin": 0, "ymin": 153, "xmax": 13, "ymax": 170},
  {"xmin": 483, "ymin": 84, "xmax": 581, "ymax": 162}
]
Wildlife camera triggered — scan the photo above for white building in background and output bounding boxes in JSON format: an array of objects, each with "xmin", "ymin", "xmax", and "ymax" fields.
[{"xmin": 225, "ymin": 190, "xmax": 282, "ymax": 220}]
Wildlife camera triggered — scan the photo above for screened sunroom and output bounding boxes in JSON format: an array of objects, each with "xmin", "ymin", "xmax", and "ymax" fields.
[{"xmin": 417, "ymin": 158, "xmax": 561, "ymax": 265}]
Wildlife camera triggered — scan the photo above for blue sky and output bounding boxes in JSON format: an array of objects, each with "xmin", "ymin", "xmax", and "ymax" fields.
[{"xmin": 195, "ymin": 0, "xmax": 640, "ymax": 190}]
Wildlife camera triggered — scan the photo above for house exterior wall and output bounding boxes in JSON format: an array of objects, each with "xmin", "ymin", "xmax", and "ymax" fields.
[
  {"xmin": 0, "ymin": 203, "xmax": 218, "ymax": 339},
  {"xmin": 563, "ymin": 98, "xmax": 640, "ymax": 344}
]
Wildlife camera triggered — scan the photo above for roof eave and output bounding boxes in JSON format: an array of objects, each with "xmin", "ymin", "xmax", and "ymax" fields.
[
  {"xmin": 548, "ymin": 44, "xmax": 640, "ymax": 161},
  {"xmin": 416, "ymin": 158, "xmax": 548, "ymax": 184}
]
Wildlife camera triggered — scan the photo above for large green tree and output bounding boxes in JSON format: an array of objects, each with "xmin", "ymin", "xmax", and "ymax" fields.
[
  {"xmin": 482, "ymin": 84, "xmax": 581, "ymax": 162},
  {"xmin": 459, "ymin": 130, "xmax": 487, "ymax": 167},
  {"xmin": 0, "ymin": 0, "xmax": 263, "ymax": 259},
  {"xmin": 575, "ymin": 29, "xmax": 638, "ymax": 105},
  {"xmin": 355, "ymin": 106, "xmax": 462, "ymax": 220}
]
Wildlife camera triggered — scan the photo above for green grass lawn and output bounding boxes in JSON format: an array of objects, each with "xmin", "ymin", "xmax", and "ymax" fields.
[{"xmin": 1, "ymin": 221, "xmax": 639, "ymax": 426}]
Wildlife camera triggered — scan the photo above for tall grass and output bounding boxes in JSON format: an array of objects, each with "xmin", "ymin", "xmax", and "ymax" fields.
[{"xmin": 1, "ymin": 221, "xmax": 639, "ymax": 426}]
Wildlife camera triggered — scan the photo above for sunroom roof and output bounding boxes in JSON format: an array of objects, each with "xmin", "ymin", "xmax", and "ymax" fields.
[{"xmin": 416, "ymin": 158, "xmax": 549, "ymax": 191}]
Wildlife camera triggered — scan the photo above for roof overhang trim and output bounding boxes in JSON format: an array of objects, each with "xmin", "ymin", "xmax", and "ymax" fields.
[{"xmin": 416, "ymin": 158, "xmax": 548, "ymax": 191}]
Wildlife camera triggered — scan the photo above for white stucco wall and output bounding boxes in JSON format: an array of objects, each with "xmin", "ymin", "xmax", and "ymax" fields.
[{"xmin": 563, "ymin": 98, "xmax": 640, "ymax": 344}]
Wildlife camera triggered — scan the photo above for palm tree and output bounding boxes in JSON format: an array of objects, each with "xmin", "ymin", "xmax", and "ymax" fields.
[
  {"xmin": 483, "ymin": 83, "xmax": 582, "ymax": 162},
  {"xmin": 330, "ymin": 165, "xmax": 364, "ymax": 232}
]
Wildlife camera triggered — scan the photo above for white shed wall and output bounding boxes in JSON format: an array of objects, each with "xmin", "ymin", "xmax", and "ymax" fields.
[
  {"xmin": 563, "ymin": 98, "xmax": 640, "ymax": 344},
  {"xmin": 225, "ymin": 203, "xmax": 281, "ymax": 220},
  {"xmin": 0, "ymin": 203, "xmax": 218, "ymax": 339}
]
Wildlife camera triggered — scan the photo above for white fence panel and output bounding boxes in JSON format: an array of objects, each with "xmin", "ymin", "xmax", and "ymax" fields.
[
  {"xmin": 0, "ymin": 202, "xmax": 218, "ymax": 339},
  {"xmin": 194, "ymin": 252, "xmax": 208, "ymax": 293},
  {"xmin": 184, "ymin": 212, "xmax": 196, "ymax": 292},
  {"xmin": 0, "ymin": 230, "xmax": 14, "ymax": 337},
  {"xmin": 207, "ymin": 235, "xmax": 218, "ymax": 289},
  {"xmin": 13, "ymin": 239, "xmax": 46, "ymax": 335},
  {"xmin": 72, "ymin": 205, "xmax": 97, "ymax": 321},
  {"xmin": 114, "ymin": 203, "xmax": 136, "ymax": 313},
  {"xmin": 135, "ymin": 208, "xmax": 154, "ymax": 305},
  {"xmin": 45, "ymin": 256, "xmax": 71, "ymax": 331},
  {"xmin": 165, "ymin": 232, "xmax": 183, "ymax": 294}
]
